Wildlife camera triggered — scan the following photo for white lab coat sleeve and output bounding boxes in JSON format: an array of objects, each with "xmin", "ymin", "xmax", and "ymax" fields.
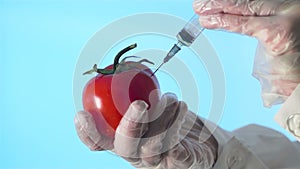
[
  {"xmin": 232, "ymin": 124, "xmax": 300, "ymax": 169},
  {"xmin": 201, "ymin": 117, "xmax": 300, "ymax": 169},
  {"xmin": 275, "ymin": 84, "xmax": 300, "ymax": 142}
]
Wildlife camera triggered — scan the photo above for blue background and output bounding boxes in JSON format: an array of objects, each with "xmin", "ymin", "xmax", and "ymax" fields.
[{"xmin": 1, "ymin": 0, "xmax": 294, "ymax": 168}]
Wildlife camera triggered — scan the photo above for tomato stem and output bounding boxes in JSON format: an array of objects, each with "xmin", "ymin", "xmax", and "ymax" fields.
[
  {"xmin": 83, "ymin": 43, "xmax": 137, "ymax": 75},
  {"xmin": 112, "ymin": 43, "xmax": 137, "ymax": 73}
]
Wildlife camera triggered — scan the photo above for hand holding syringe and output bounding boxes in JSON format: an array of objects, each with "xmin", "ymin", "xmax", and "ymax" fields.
[{"xmin": 152, "ymin": 14, "xmax": 205, "ymax": 75}]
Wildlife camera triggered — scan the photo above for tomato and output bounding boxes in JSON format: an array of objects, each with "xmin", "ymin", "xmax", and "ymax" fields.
[{"xmin": 82, "ymin": 44, "xmax": 160, "ymax": 138}]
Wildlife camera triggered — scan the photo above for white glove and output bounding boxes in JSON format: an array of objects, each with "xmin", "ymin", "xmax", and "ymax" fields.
[
  {"xmin": 75, "ymin": 93, "xmax": 218, "ymax": 169},
  {"xmin": 194, "ymin": 0, "xmax": 300, "ymax": 107}
]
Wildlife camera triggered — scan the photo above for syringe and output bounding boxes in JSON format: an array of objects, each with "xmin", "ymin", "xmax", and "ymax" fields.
[{"xmin": 152, "ymin": 14, "xmax": 205, "ymax": 75}]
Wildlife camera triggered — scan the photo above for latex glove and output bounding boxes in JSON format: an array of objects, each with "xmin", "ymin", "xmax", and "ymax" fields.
[
  {"xmin": 75, "ymin": 93, "xmax": 218, "ymax": 169},
  {"xmin": 194, "ymin": 0, "xmax": 300, "ymax": 107}
]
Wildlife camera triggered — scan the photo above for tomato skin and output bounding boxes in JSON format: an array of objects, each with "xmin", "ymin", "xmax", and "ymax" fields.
[{"xmin": 82, "ymin": 62, "xmax": 160, "ymax": 138}]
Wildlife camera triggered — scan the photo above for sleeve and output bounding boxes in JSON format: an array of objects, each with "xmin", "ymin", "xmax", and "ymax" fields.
[
  {"xmin": 201, "ymin": 119, "xmax": 300, "ymax": 168},
  {"xmin": 275, "ymin": 84, "xmax": 300, "ymax": 141},
  {"xmin": 197, "ymin": 119, "xmax": 266, "ymax": 169},
  {"xmin": 205, "ymin": 121, "xmax": 300, "ymax": 169}
]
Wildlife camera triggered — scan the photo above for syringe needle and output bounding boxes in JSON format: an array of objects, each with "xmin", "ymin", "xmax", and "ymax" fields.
[
  {"xmin": 151, "ymin": 62, "xmax": 164, "ymax": 77},
  {"xmin": 151, "ymin": 43, "xmax": 182, "ymax": 76}
]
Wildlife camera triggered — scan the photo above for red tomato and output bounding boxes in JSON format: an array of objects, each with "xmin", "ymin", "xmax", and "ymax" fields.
[{"xmin": 82, "ymin": 61, "xmax": 160, "ymax": 138}]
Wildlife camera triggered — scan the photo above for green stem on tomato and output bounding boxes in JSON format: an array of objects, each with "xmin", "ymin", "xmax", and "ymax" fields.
[
  {"xmin": 82, "ymin": 43, "xmax": 137, "ymax": 75},
  {"xmin": 111, "ymin": 43, "xmax": 137, "ymax": 74}
]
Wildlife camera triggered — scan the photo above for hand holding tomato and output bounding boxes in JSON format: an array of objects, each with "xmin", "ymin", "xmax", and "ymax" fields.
[
  {"xmin": 75, "ymin": 44, "xmax": 218, "ymax": 168},
  {"xmin": 75, "ymin": 93, "xmax": 218, "ymax": 168}
]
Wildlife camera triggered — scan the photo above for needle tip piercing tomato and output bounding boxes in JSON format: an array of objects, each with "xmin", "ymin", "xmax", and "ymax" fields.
[{"xmin": 82, "ymin": 43, "xmax": 160, "ymax": 138}]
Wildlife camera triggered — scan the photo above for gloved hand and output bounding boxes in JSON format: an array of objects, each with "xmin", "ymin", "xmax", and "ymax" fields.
[
  {"xmin": 75, "ymin": 93, "xmax": 218, "ymax": 169},
  {"xmin": 194, "ymin": 0, "xmax": 300, "ymax": 107}
]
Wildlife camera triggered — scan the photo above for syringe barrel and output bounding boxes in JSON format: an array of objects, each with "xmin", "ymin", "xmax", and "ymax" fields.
[{"xmin": 176, "ymin": 14, "xmax": 204, "ymax": 47}]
